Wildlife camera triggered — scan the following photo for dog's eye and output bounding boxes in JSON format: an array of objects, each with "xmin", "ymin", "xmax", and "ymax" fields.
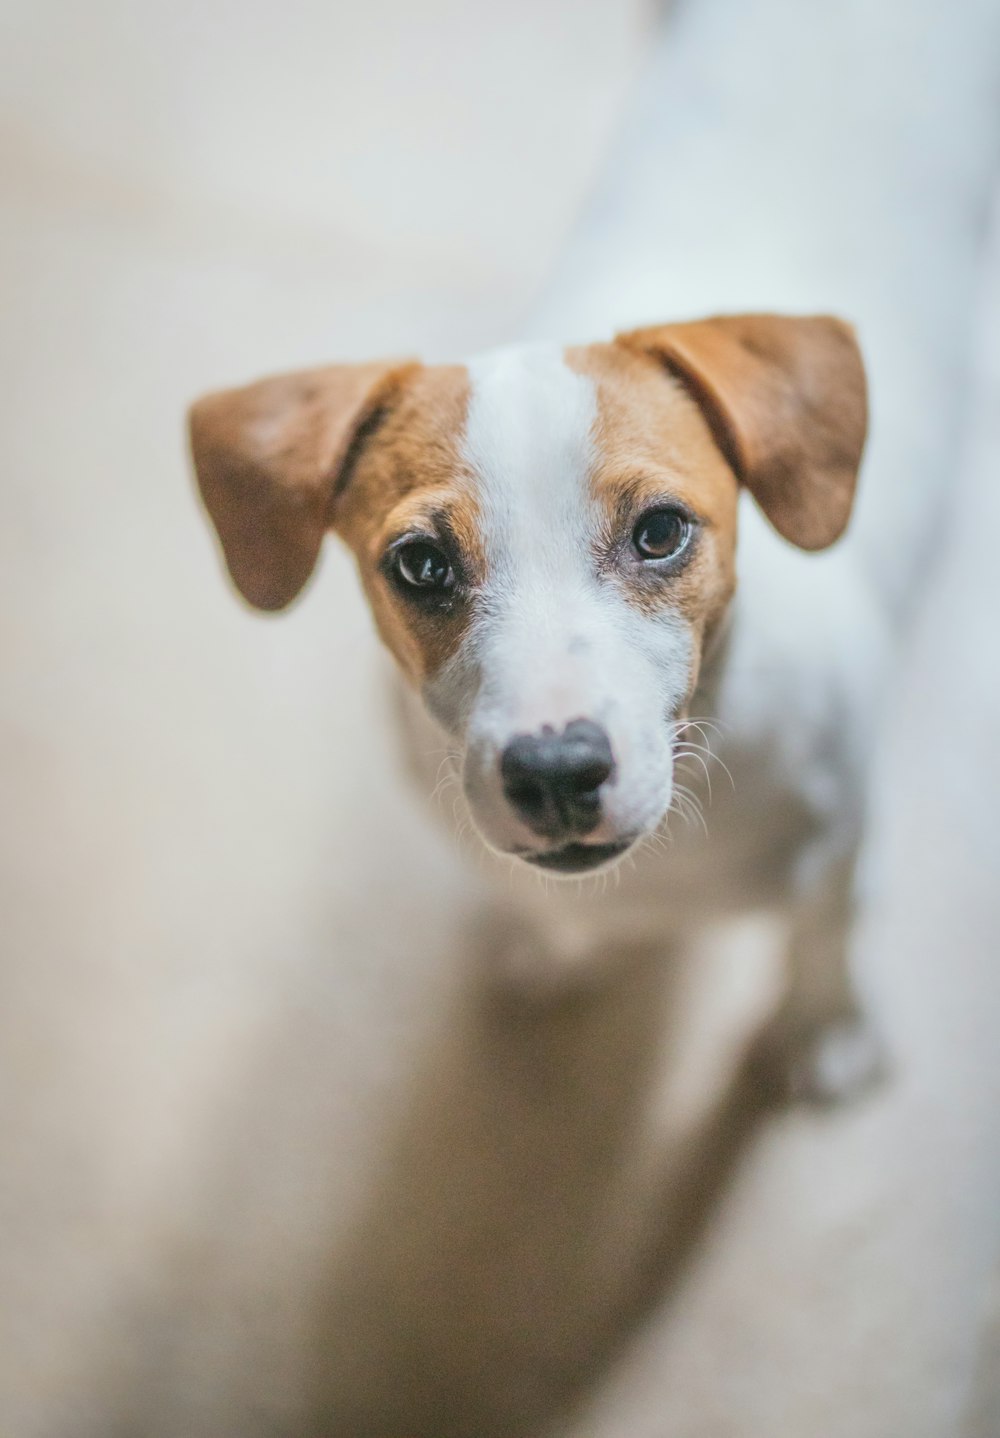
[
  {"xmin": 392, "ymin": 539, "xmax": 455, "ymax": 594},
  {"xmin": 632, "ymin": 507, "xmax": 691, "ymax": 562}
]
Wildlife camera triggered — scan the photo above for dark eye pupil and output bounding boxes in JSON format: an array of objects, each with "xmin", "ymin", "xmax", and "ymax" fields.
[
  {"xmin": 395, "ymin": 541, "xmax": 452, "ymax": 591},
  {"xmin": 634, "ymin": 508, "xmax": 688, "ymax": 560}
]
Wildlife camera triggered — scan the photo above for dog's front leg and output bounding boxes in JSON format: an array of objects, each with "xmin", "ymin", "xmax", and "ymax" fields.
[{"xmin": 765, "ymin": 851, "xmax": 887, "ymax": 1105}]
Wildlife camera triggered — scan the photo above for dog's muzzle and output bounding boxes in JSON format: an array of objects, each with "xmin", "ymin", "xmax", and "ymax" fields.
[{"xmin": 500, "ymin": 718, "xmax": 615, "ymax": 842}]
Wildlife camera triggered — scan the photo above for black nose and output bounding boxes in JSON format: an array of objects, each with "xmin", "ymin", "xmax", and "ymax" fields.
[{"xmin": 500, "ymin": 719, "xmax": 615, "ymax": 840}]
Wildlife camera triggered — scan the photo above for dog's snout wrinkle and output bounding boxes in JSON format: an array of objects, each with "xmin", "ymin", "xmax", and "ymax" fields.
[{"xmin": 500, "ymin": 718, "xmax": 614, "ymax": 840}]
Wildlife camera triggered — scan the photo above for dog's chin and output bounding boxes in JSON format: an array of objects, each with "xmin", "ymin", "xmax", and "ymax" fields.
[{"xmin": 519, "ymin": 838, "xmax": 636, "ymax": 875}]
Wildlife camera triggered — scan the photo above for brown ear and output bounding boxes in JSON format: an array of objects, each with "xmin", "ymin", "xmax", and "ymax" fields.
[
  {"xmin": 616, "ymin": 314, "xmax": 868, "ymax": 550},
  {"xmin": 188, "ymin": 359, "xmax": 418, "ymax": 610}
]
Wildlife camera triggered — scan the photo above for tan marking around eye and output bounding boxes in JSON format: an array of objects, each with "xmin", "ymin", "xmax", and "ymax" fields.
[
  {"xmin": 332, "ymin": 365, "xmax": 482, "ymax": 683},
  {"xmin": 566, "ymin": 342, "xmax": 740, "ymax": 650}
]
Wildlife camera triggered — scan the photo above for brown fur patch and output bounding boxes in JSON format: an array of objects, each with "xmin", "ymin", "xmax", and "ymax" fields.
[
  {"xmin": 616, "ymin": 315, "xmax": 867, "ymax": 550},
  {"xmin": 333, "ymin": 365, "xmax": 480, "ymax": 683},
  {"xmin": 566, "ymin": 342, "xmax": 739, "ymax": 654},
  {"xmin": 189, "ymin": 360, "xmax": 421, "ymax": 611}
]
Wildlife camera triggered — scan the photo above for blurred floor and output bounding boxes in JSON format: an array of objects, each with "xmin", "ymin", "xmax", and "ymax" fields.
[
  {"xmin": 1, "ymin": 2, "xmax": 999, "ymax": 1437},
  {"xmin": 0, "ymin": 3, "xmax": 652, "ymax": 1431}
]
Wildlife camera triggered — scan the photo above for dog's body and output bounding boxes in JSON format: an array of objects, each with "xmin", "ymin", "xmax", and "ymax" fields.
[
  {"xmin": 392, "ymin": 343, "xmax": 890, "ymax": 1097},
  {"xmin": 190, "ymin": 316, "xmax": 885, "ymax": 1099},
  {"xmin": 186, "ymin": 0, "xmax": 1000, "ymax": 1125},
  {"xmin": 186, "ymin": 2, "xmax": 1000, "ymax": 1116}
]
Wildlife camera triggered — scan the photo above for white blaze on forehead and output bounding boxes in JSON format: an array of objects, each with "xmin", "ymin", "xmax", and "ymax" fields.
[
  {"xmin": 463, "ymin": 344, "xmax": 598, "ymax": 597},
  {"xmin": 456, "ymin": 343, "xmax": 622, "ymax": 740}
]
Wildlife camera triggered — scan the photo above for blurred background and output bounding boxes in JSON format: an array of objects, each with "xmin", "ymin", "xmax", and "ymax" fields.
[{"xmin": 2, "ymin": 1, "xmax": 1000, "ymax": 1435}]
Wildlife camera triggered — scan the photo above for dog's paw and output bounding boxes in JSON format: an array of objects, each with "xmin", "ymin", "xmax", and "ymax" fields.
[{"xmin": 757, "ymin": 1012, "xmax": 889, "ymax": 1108}]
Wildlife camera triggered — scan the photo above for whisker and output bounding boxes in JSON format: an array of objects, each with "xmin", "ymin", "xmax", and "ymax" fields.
[
  {"xmin": 671, "ymin": 781, "xmax": 708, "ymax": 837},
  {"xmin": 670, "ymin": 716, "xmax": 736, "ymax": 793},
  {"xmin": 673, "ymin": 745, "xmax": 715, "ymax": 801},
  {"xmin": 676, "ymin": 715, "xmax": 728, "ymax": 743}
]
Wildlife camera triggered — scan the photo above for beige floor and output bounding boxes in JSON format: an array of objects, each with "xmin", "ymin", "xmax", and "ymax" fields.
[
  {"xmin": 0, "ymin": 3, "xmax": 653, "ymax": 1432},
  {"xmin": 2, "ymin": 2, "xmax": 999, "ymax": 1436}
]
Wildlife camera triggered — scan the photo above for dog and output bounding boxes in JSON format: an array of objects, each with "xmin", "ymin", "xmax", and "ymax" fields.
[{"xmin": 188, "ymin": 311, "xmax": 888, "ymax": 1102}]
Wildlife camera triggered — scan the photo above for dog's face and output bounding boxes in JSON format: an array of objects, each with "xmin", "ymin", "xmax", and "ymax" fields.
[{"xmin": 189, "ymin": 315, "xmax": 866, "ymax": 874}]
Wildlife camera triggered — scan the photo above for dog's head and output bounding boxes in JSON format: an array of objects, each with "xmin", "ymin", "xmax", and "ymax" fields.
[{"xmin": 189, "ymin": 315, "xmax": 866, "ymax": 875}]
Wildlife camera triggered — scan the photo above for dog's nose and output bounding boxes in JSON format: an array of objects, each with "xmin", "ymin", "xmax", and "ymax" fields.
[{"xmin": 500, "ymin": 719, "xmax": 614, "ymax": 839}]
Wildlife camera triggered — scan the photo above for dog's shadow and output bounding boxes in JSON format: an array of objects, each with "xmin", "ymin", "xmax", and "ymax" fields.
[{"xmin": 304, "ymin": 912, "xmax": 777, "ymax": 1438}]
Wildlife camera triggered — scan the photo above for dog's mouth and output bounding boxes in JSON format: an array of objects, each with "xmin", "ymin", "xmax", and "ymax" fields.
[{"xmin": 521, "ymin": 838, "xmax": 634, "ymax": 874}]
